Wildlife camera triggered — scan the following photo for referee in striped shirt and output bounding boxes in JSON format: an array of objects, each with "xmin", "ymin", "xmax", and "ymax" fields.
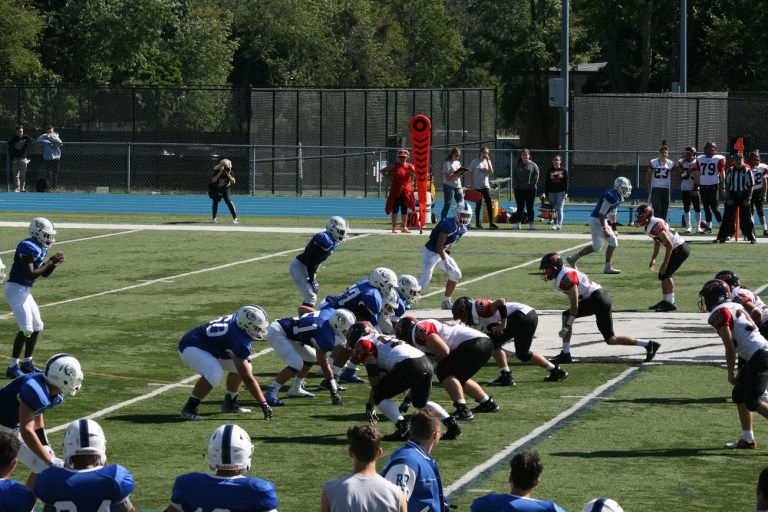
[{"xmin": 715, "ymin": 153, "xmax": 757, "ymax": 243}]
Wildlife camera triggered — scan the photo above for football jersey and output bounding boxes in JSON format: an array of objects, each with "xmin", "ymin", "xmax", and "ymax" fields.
[
  {"xmin": 169, "ymin": 472, "xmax": 278, "ymax": 512},
  {"xmin": 179, "ymin": 314, "xmax": 252, "ymax": 361},
  {"xmin": 677, "ymin": 158, "xmax": 698, "ymax": 191},
  {"xmin": 471, "ymin": 299, "xmax": 533, "ymax": 333},
  {"xmin": 731, "ymin": 286, "xmax": 768, "ymax": 314},
  {"xmin": 35, "ymin": 464, "xmax": 135, "ymax": 512},
  {"xmin": 751, "ymin": 163, "xmax": 768, "ymax": 191},
  {"xmin": 0, "ymin": 373, "xmax": 63, "ymax": 429},
  {"xmin": 276, "ymin": 308, "xmax": 339, "ymax": 353},
  {"xmin": 8, "ymin": 238, "xmax": 47, "ymax": 287},
  {"xmin": 0, "ymin": 478, "xmax": 36, "ymax": 512},
  {"xmin": 295, "ymin": 231, "xmax": 339, "ymax": 272},
  {"xmin": 553, "ymin": 268, "xmax": 602, "ymax": 299},
  {"xmin": 643, "ymin": 217, "xmax": 684, "ymax": 248},
  {"xmin": 322, "ymin": 280, "xmax": 383, "ymax": 326},
  {"xmin": 649, "ymin": 157, "xmax": 674, "ymax": 188},
  {"xmin": 425, "ymin": 218, "xmax": 467, "ymax": 253},
  {"xmin": 411, "ymin": 319, "xmax": 487, "ymax": 353},
  {"xmin": 590, "ymin": 188, "xmax": 623, "ymax": 219},
  {"xmin": 708, "ymin": 302, "xmax": 768, "ymax": 361},
  {"xmin": 696, "ymin": 154, "xmax": 726, "ymax": 185},
  {"xmin": 471, "ymin": 493, "xmax": 566, "ymax": 512},
  {"xmin": 352, "ymin": 333, "xmax": 424, "ymax": 371}
]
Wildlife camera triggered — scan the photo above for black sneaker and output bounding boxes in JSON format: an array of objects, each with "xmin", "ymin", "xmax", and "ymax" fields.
[
  {"xmin": 548, "ymin": 351, "xmax": 572, "ymax": 364},
  {"xmin": 489, "ymin": 223, "xmax": 499, "ymax": 230},
  {"xmin": 645, "ymin": 341, "xmax": 661, "ymax": 362},
  {"xmin": 648, "ymin": 300, "xmax": 664, "ymax": 310},
  {"xmin": 441, "ymin": 417, "xmax": 463, "ymax": 440},
  {"xmin": 654, "ymin": 301, "xmax": 677, "ymax": 312},
  {"xmin": 704, "ymin": 228, "xmax": 713, "ymax": 234},
  {"xmin": 475, "ymin": 224, "xmax": 485, "ymax": 229},
  {"xmin": 452, "ymin": 403, "xmax": 475, "ymax": 421},
  {"xmin": 472, "ymin": 397, "xmax": 500, "ymax": 413},
  {"xmin": 221, "ymin": 395, "xmax": 251, "ymax": 413},
  {"xmin": 488, "ymin": 371, "xmax": 516, "ymax": 387},
  {"xmin": 382, "ymin": 418, "xmax": 410, "ymax": 441},
  {"xmin": 544, "ymin": 366, "xmax": 569, "ymax": 382},
  {"xmin": 318, "ymin": 378, "xmax": 347, "ymax": 392}
]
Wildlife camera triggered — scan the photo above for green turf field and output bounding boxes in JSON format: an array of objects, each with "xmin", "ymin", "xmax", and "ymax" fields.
[{"xmin": 0, "ymin": 212, "xmax": 765, "ymax": 511}]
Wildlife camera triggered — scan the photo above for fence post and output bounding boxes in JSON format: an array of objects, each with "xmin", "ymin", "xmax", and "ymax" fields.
[
  {"xmin": 635, "ymin": 151, "xmax": 641, "ymax": 205},
  {"xmin": 250, "ymin": 146, "xmax": 256, "ymax": 196},
  {"xmin": 297, "ymin": 142, "xmax": 303, "ymax": 196},
  {"xmin": 127, "ymin": 143, "xmax": 132, "ymax": 193}
]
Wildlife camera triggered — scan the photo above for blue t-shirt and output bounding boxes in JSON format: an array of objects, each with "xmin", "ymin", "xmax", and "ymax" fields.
[
  {"xmin": 295, "ymin": 231, "xmax": 338, "ymax": 274},
  {"xmin": 425, "ymin": 218, "xmax": 466, "ymax": 254},
  {"xmin": 8, "ymin": 238, "xmax": 47, "ymax": 287},
  {"xmin": 276, "ymin": 308, "xmax": 339, "ymax": 353},
  {"xmin": 178, "ymin": 313, "xmax": 252, "ymax": 361},
  {"xmin": 0, "ymin": 479, "xmax": 36, "ymax": 512},
  {"xmin": 471, "ymin": 493, "xmax": 566, "ymax": 512},
  {"xmin": 590, "ymin": 188, "xmax": 623, "ymax": 219},
  {"xmin": 381, "ymin": 440, "xmax": 446, "ymax": 512},
  {"xmin": 322, "ymin": 280, "xmax": 382, "ymax": 325},
  {"xmin": 35, "ymin": 465, "xmax": 135, "ymax": 512},
  {"xmin": 0, "ymin": 373, "xmax": 62, "ymax": 429},
  {"xmin": 170, "ymin": 472, "xmax": 278, "ymax": 512}
]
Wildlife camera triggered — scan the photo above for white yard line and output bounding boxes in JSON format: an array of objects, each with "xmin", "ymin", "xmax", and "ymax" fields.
[{"xmin": 0, "ymin": 229, "xmax": 142, "ymax": 255}]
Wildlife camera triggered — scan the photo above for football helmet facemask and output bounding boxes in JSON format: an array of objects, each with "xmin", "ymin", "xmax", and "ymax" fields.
[
  {"xmin": 208, "ymin": 424, "xmax": 253, "ymax": 472},
  {"xmin": 63, "ymin": 418, "xmax": 107, "ymax": 466},
  {"xmin": 236, "ymin": 304, "xmax": 269, "ymax": 340},
  {"xmin": 397, "ymin": 274, "xmax": 422, "ymax": 305},
  {"xmin": 44, "ymin": 354, "xmax": 83, "ymax": 396},
  {"xmin": 330, "ymin": 308, "xmax": 356, "ymax": 338},
  {"xmin": 345, "ymin": 321, "xmax": 375, "ymax": 346},
  {"xmin": 451, "ymin": 296, "xmax": 475, "ymax": 325},
  {"xmin": 326, "ymin": 216, "xmax": 349, "ymax": 243},
  {"xmin": 613, "ymin": 177, "xmax": 632, "ymax": 199},
  {"xmin": 395, "ymin": 316, "xmax": 418, "ymax": 344},
  {"xmin": 382, "ymin": 288, "xmax": 399, "ymax": 317},
  {"xmin": 454, "ymin": 202, "xmax": 473, "ymax": 226},
  {"xmin": 699, "ymin": 279, "xmax": 731, "ymax": 312},
  {"xmin": 714, "ymin": 270, "xmax": 740, "ymax": 289},
  {"xmin": 634, "ymin": 204, "xmax": 653, "ymax": 227},
  {"xmin": 29, "ymin": 217, "xmax": 56, "ymax": 247},
  {"xmin": 369, "ymin": 267, "xmax": 397, "ymax": 294},
  {"xmin": 539, "ymin": 252, "xmax": 564, "ymax": 281}
]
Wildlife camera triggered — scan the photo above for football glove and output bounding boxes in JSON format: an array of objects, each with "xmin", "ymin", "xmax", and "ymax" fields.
[
  {"xmin": 558, "ymin": 327, "xmax": 570, "ymax": 338},
  {"xmin": 260, "ymin": 402, "xmax": 273, "ymax": 420},
  {"xmin": 47, "ymin": 456, "xmax": 65, "ymax": 468},
  {"xmin": 309, "ymin": 279, "xmax": 319, "ymax": 293},
  {"xmin": 331, "ymin": 392, "xmax": 343, "ymax": 406},
  {"xmin": 365, "ymin": 404, "xmax": 379, "ymax": 425}
]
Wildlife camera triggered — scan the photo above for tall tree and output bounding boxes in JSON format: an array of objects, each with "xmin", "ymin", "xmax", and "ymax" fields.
[{"xmin": 0, "ymin": 0, "xmax": 49, "ymax": 84}]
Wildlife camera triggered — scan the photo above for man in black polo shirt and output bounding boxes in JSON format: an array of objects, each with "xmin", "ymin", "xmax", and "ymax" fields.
[{"xmin": 715, "ymin": 153, "xmax": 756, "ymax": 243}]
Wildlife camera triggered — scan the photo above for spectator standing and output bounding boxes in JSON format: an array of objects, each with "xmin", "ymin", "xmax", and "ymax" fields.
[
  {"xmin": 321, "ymin": 424, "xmax": 406, "ymax": 512},
  {"xmin": 647, "ymin": 144, "xmax": 674, "ymax": 222},
  {"xmin": 210, "ymin": 159, "xmax": 238, "ymax": 224},
  {"xmin": 36, "ymin": 125, "xmax": 63, "ymax": 190},
  {"xmin": 8, "ymin": 125, "xmax": 33, "ymax": 193},
  {"xmin": 4, "ymin": 218, "xmax": 65, "ymax": 379},
  {"xmin": 696, "ymin": 141, "xmax": 726, "ymax": 233},
  {"xmin": 510, "ymin": 149, "xmax": 539, "ymax": 230},
  {"xmin": 0, "ymin": 432, "xmax": 35, "ymax": 512},
  {"xmin": 715, "ymin": 153, "xmax": 756, "ymax": 243},
  {"xmin": 677, "ymin": 146, "xmax": 703, "ymax": 233},
  {"xmin": 381, "ymin": 408, "xmax": 448, "ymax": 512},
  {"xmin": 544, "ymin": 154, "xmax": 568, "ymax": 230},
  {"xmin": 383, "ymin": 149, "xmax": 416, "ymax": 234},
  {"xmin": 440, "ymin": 147, "xmax": 466, "ymax": 221},
  {"xmin": 166, "ymin": 424, "xmax": 278, "ymax": 512},
  {"xmin": 749, "ymin": 150, "xmax": 768, "ymax": 236},
  {"xmin": 469, "ymin": 147, "xmax": 498, "ymax": 229},
  {"xmin": 470, "ymin": 450, "xmax": 566, "ymax": 512}
]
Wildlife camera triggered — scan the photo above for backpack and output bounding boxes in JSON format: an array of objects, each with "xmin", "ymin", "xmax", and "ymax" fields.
[{"xmin": 36, "ymin": 177, "xmax": 48, "ymax": 193}]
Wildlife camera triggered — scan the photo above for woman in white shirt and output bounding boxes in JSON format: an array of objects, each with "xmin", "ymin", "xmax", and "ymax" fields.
[
  {"xmin": 440, "ymin": 147, "xmax": 465, "ymax": 220},
  {"xmin": 469, "ymin": 147, "xmax": 498, "ymax": 229}
]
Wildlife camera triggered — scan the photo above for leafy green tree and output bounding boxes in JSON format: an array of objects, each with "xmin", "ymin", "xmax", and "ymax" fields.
[{"xmin": 0, "ymin": 0, "xmax": 49, "ymax": 84}]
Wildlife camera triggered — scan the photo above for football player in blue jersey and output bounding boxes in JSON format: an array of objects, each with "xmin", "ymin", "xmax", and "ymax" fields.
[
  {"xmin": 470, "ymin": 451, "xmax": 565, "ymax": 512},
  {"xmin": 35, "ymin": 419, "xmax": 136, "ymax": 512},
  {"xmin": 0, "ymin": 353, "xmax": 83, "ymax": 489},
  {"xmin": 178, "ymin": 305, "xmax": 273, "ymax": 421},
  {"xmin": 565, "ymin": 177, "xmax": 632, "ymax": 274},
  {"xmin": 264, "ymin": 308, "xmax": 356, "ymax": 406},
  {"xmin": 0, "ymin": 432, "xmax": 35, "ymax": 512},
  {"xmin": 290, "ymin": 216, "xmax": 349, "ymax": 316},
  {"xmin": 419, "ymin": 201, "xmax": 472, "ymax": 310},
  {"xmin": 165, "ymin": 424, "xmax": 278, "ymax": 512},
  {"xmin": 4, "ymin": 217, "xmax": 66, "ymax": 379}
]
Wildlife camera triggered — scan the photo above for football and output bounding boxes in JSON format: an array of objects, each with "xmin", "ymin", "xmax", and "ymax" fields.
[{"xmin": 700, "ymin": 220, "xmax": 708, "ymax": 229}]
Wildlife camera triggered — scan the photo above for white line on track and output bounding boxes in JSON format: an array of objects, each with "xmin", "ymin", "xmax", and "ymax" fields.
[{"xmin": 444, "ymin": 366, "xmax": 639, "ymax": 498}]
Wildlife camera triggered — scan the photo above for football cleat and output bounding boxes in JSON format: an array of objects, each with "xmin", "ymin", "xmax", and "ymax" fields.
[
  {"xmin": 603, "ymin": 265, "xmax": 622, "ymax": 274},
  {"xmin": 548, "ymin": 351, "xmax": 573, "ymax": 364},
  {"xmin": 645, "ymin": 341, "xmax": 661, "ymax": 362},
  {"xmin": 221, "ymin": 396, "xmax": 251, "ymax": 413},
  {"xmin": 488, "ymin": 371, "xmax": 516, "ymax": 387},
  {"xmin": 452, "ymin": 403, "xmax": 475, "ymax": 421},
  {"xmin": 472, "ymin": 397, "xmax": 500, "ymax": 414},
  {"xmin": 725, "ymin": 438, "xmax": 757, "ymax": 449},
  {"xmin": 287, "ymin": 387, "xmax": 316, "ymax": 398},
  {"xmin": 566, "ymin": 254, "xmax": 578, "ymax": 267},
  {"xmin": 20, "ymin": 361, "xmax": 43, "ymax": 374},
  {"xmin": 441, "ymin": 417, "xmax": 463, "ymax": 440},
  {"xmin": 318, "ymin": 378, "xmax": 347, "ymax": 392},
  {"xmin": 382, "ymin": 418, "xmax": 410, "ymax": 441},
  {"xmin": 181, "ymin": 405, "xmax": 203, "ymax": 421},
  {"xmin": 264, "ymin": 392, "xmax": 285, "ymax": 407},
  {"xmin": 338, "ymin": 368, "xmax": 366, "ymax": 384},
  {"xmin": 648, "ymin": 300, "xmax": 664, "ymax": 310},
  {"xmin": 441, "ymin": 299, "xmax": 454, "ymax": 310},
  {"xmin": 5, "ymin": 365, "xmax": 23, "ymax": 379},
  {"xmin": 545, "ymin": 367, "xmax": 569, "ymax": 382},
  {"xmin": 654, "ymin": 301, "xmax": 677, "ymax": 312}
]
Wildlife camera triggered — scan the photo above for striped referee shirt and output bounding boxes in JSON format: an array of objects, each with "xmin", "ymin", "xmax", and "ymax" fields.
[{"xmin": 725, "ymin": 164, "xmax": 755, "ymax": 194}]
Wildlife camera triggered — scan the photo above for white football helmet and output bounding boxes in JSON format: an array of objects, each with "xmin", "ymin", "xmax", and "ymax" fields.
[
  {"xmin": 582, "ymin": 498, "xmax": 624, "ymax": 512},
  {"xmin": 29, "ymin": 217, "xmax": 56, "ymax": 247},
  {"xmin": 397, "ymin": 274, "xmax": 421, "ymax": 305},
  {"xmin": 207, "ymin": 424, "xmax": 253, "ymax": 472},
  {"xmin": 613, "ymin": 177, "xmax": 632, "ymax": 199},
  {"xmin": 326, "ymin": 216, "xmax": 349, "ymax": 243},
  {"xmin": 236, "ymin": 304, "xmax": 269, "ymax": 340},
  {"xmin": 369, "ymin": 267, "xmax": 397, "ymax": 294},
  {"xmin": 63, "ymin": 418, "xmax": 107, "ymax": 466},
  {"xmin": 382, "ymin": 288, "xmax": 399, "ymax": 317},
  {"xmin": 330, "ymin": 308, "xmax": 356, "ymax": 337},
  {"xmin": 0, "ymin": 257, "xmax": 5, "ymax": 284},
  {"xmin": 454, "ymin": 202, "xmax": 473, "ymax": 225},
  {"xmin": 44, "ymin": 354, "xmax": 83, "ymax": 396}
]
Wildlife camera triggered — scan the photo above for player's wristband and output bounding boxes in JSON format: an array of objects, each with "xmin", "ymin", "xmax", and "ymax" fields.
[
  {"xmin": 610, "ymin": 222, "xmax": 618, "ymax": 230},
  {"xmin": 565, "ymin": 314, "xmax": 576, "ymax": 327},
  {"xmin": 35, "ymin": 428, "xmax": 49, "ymax": 446}
]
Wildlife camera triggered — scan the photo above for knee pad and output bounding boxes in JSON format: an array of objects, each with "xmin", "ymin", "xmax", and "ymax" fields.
[{"xmin": 516, "ymin": 350, "xmax": 533, "ymax": 363}]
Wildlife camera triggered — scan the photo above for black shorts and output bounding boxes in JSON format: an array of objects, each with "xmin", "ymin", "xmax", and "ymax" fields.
[
  {"xmin": 574, "ymin": 288, "xmax": 614, "ymax": 342},
  {"xmin": 436, "ymin": 337, "xmax": 493, "ymax": 383},
  {"xmin": 488, "ymin": 309, "xmax": 538, "ymax": 360},
  {"xmin": 659, "ymin": 242, "xmax": 690, "ymax": 280},
  {"xmin": 732, "ymin": 350, "xmax": 768, "ymax": 411},
  {"xmin": 374, "ymin": 355, "xmax": 433, "ymax": 407}
]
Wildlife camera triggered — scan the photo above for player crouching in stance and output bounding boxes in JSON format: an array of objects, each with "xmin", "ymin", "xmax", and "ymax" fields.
[
  {"xmin": 346, "ymin": 322, "xmax": 462, "ymax": 441},
  {"xmin": 395, "ymin": 316, "xmax": 498, "ymax": 421},
  {"xmin": 699, "ymin": 279, "xmax": 768, "ymax": 450},
  {"xmin": 539, "ymin": 252, "xmax": 660, "ymax": 364},
  {"xmin": 452, "ymin": 297, "xmax": 568, "ymax": 385},
  {"xmin": 166, "ymin": 424, "xmax": 278, "ymax": 512},
  {"xmin": 635, "ymin": 204, "xmax": 691, "ymax": 312},
  {"xmin": 264, "ymin": 308, "xmax": 356, "ymax": 406},
  {"xmin": 178, "ymin": 305, "xmax": 273, "ymax": 421},
  {"xmin": 35, "ymin": 419, "xmax": 136, "ymax": 512}
]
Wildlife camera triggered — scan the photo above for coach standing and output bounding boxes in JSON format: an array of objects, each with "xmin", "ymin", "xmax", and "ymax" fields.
[{"xmin": 715, "ymin": 153, "xmax": 756, "ymax": 243}]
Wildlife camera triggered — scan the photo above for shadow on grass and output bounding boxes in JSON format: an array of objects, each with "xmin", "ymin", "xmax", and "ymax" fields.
[
  {"xmin": 108, "ymin": 413, "xmax": 192, "ymax": 424},
  {"xmin": 553, "ymin": 447, "xmax": 730, "ymax": 458},
  {"xmin": 607, "ymin": 396, "xmax": 728, "ymax": 405},
  {"xmin": 258, "ymin": 434, "xmax": 346, "ymax": 446}
]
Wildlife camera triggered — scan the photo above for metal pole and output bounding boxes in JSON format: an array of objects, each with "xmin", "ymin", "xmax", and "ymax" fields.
[
  {"xmin": 680, "ymin": 0, "xmax": 687, "ymax": 93},
  {"xmin": 561, "ymin": 0, "xmax": 570, "ymax": 171}
]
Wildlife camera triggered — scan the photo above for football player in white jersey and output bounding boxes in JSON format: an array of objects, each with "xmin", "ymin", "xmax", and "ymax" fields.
[
  {"xmin": 715, "ymin": 270, "xmax": 768, "ymax": 337},
  {"xmin": 646, "ymin": 143, "xmax": 674, "ymax": 222},
  {"xmin": 539, "ymin": 253, "xmax": 660, "ymax": 364},
  {"xmin": 695, "ymin": 141, "xmax": 726, "ymax": 233},
  {"xmin": 677, "ymin": 146, "xmax": 703, "ymax": 233},
  {"xmin": 748, "ymin": 150, "xmax": 768, "ymax": 235},
  {"xmin": 635, "ymin": 205, "xmax": 691, "ymax": 312},
  {"xmin": 699, "ymin": 279, "xmax": 768, "ymax": 449}
]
